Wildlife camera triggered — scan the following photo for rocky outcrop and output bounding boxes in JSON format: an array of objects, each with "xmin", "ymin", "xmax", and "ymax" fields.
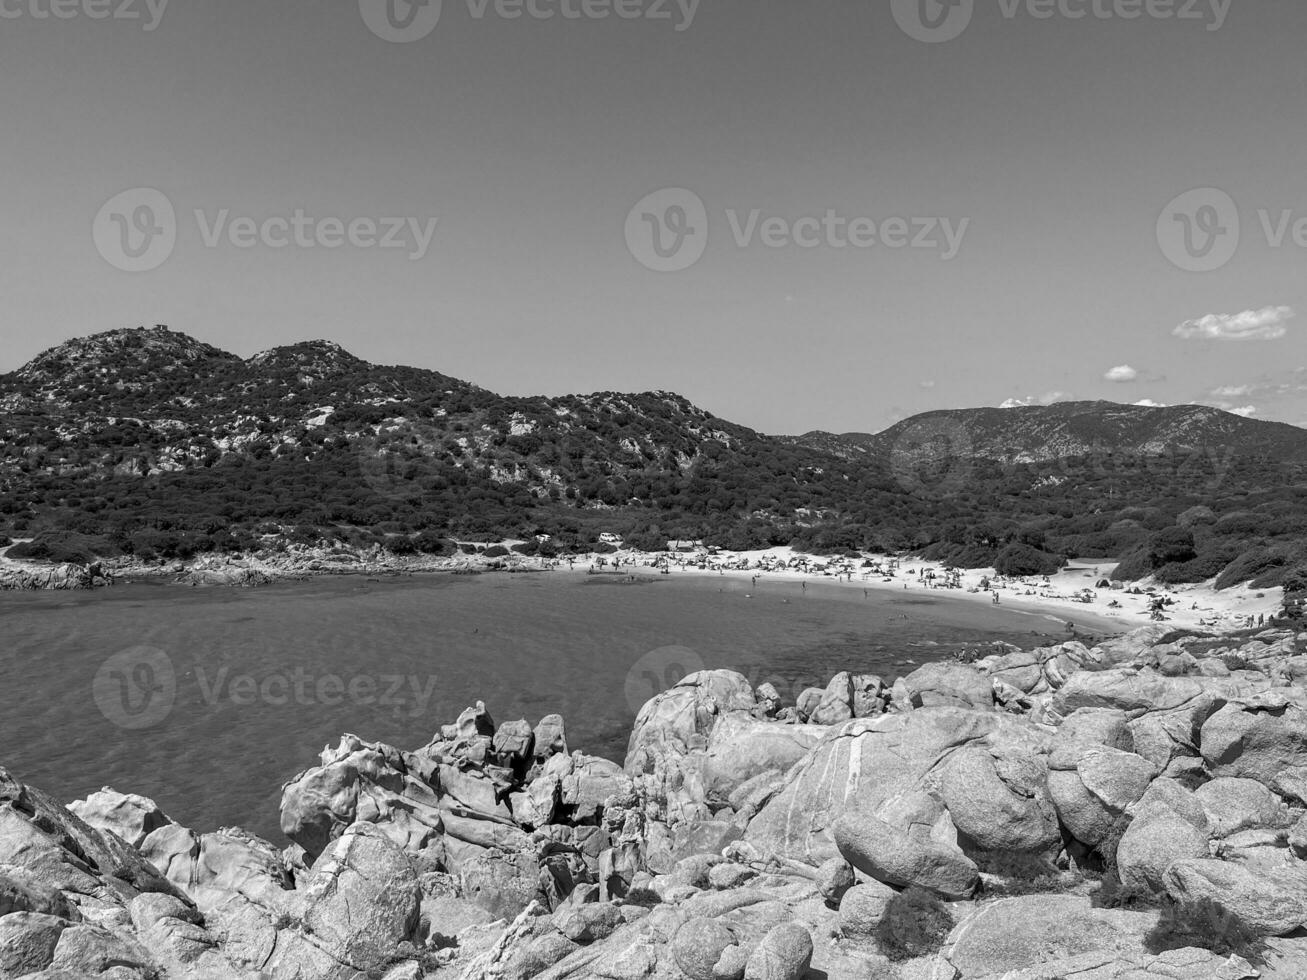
[{"xmin": 5, "ymin": 623, "xmax": 1307, "ymax": 978}]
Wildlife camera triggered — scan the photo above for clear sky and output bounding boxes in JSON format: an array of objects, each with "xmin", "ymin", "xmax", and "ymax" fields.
[{"xmin": 2, "ymin": 0, "xmax": 1305, "ymax": 433}]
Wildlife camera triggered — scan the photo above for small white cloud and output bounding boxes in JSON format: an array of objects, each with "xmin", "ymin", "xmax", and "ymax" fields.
[
  {"xmin": 1000, "ymin": 391, "xmax": 1069, "ymax": 409},
  {"xmin": 1133, "ymin": 398, "xmax": 1168, "ymax": 408},
  {"xmin": 919, "ymin": 380, "xmax": 936, "ymax": 389},
  {"xmin": 1211, "ymin": 384, "xmax": 1254, "ymax": 398},
  {"xmin": 1174, "ymin": 306, "xmax": 1294, "ymax": 341},
  {"xmin": 1228, "ymin": 405, "xmax": 1258, "ymax": 417},
  {"xmin": 1105, "ymin": 365, "xmax": 1139, "ymax": 383}
]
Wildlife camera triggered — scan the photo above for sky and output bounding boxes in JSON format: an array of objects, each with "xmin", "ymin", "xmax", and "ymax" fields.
[{"xmin": 2, "ymin": 0, "xmax": 1306, "ymax": 434}]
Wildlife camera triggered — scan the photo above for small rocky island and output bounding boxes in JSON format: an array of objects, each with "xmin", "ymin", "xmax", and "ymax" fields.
[{"xmin": 3, "ymin": 624, "xmax": 1307, "ymax": 979}]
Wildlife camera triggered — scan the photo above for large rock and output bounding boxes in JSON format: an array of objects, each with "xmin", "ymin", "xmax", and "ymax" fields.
[
  {"xmin": 139, "ymin": 823, "xmax": 293, "ymax": 912},
  {"xmin": 1115, "ymin": 799, "xmax": 1210, "ymax": 894},
  {"xmin": 939, "ymin": 745, "xmax": 1061, "ymax": 853},
  {"xmin": 67, "ymin": 787, "xmax": 174, "ymax": 848},
  {"xmin": 901, "ymin": 662, "xmax": 993, "ymax": 710},
  {"xmin": 625, "ymin": 670, "xmax": 755, "ymax": 826},
  {"xmin": 1047, "ymin": 743, "xmax": 1156, "ymax": 847},
  {"xmin": 670, "ymin": 916, "xmax": 745, "ymax": 980},
  {"xmin": 744, "ymin": 922, "xmax": 813, "ymax": 979},
  {"xmin": 1201, "ymin": 697, "xmax": 1307, "ymax": 802},
  {"xmin": 1164, "ymin": 858, "xmax": 1307, "ymax": 936},
  {"xmin": 1194, "ymin": 776, "xmax": 1291, "ymax": 837},
  {"xmin": 279, "ymin": 734, "xmax": 444, "ymax": 863},
  {"xmin": 745, "ymin": 707, "xmax": 1049, "ymax": 864},
  {"xmin": 701, "ymin": 714, "xmax": 825, "ymax": 803},
  {"xmin": 299, "ymin": 822, "xmax": 421, "ymax": 972},
  {"xmin": 832, "ymin": 791, "xmax": 978, "ymax": 899},
  {"xmin": 938, "ymin": 894, "xmax": 1161, "ymax": 978}
]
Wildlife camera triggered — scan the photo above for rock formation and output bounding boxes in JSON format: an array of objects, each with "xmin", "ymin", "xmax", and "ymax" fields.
[{"xmin": 3, "ymin": 624, "xmax": 1307, "ymax": 977}]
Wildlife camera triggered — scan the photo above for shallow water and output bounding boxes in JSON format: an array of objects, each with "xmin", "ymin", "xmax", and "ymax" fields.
[{"xmin": 1, "ymin": 570, "xmax": 1073, "ymax": 841}]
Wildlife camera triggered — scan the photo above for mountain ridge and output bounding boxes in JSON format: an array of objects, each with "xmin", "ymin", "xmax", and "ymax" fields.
[{"xmin": 4, "ymin": 326, "xmax": 1307, "ymax": 594}]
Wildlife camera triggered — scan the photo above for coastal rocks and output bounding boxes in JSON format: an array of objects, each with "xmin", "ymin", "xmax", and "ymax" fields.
[
  {"xmin": 279, "ymin": 734, "xmax": 444, "ymax": 863},
  {"xmin": 939, "ymin": 746, "xmax": 1061, "ymax": 853},
  {"xmin": 832, "ymin": 791, "xmax": 979, "ymax": 899},
  {"xmin": 1194, "ymin": 776, "xmax": 1292, "ymax": 837},
  {"xmin": 1163, "ymin": 858, "xmax": 1307, "ymax": 936},
  {"xmin": 900, "ymin": 661, "xmax": 993, "ymax": 710},
  {"xmin": 0, "ymin": 767, "xmax": 184, "ymax": 918},
  {"xmin": 625, "ymin": 670, "xmax": 756, "ymax": 826},
  {"xmin": 139, "ymin": 822, "xmax": 294, "ymax": 912},
  {"xmin": 67, "ymin": 787, "xmax": 174, "ymax": 848},
  {"xmin": 937, "ymin": 894, "xmax": 1162, "ymax": 978},
  {"xmin": 744, "ymin": 922, "xmax": 812, "ymax": 980},
  {"xmin": 1200, "ymin": 697, "xmax": 1307, "ymax": 802},
  {"xmin": 744, "ymin": 707, "xmax": 1048, "ymax": 864},
  {"xmin": 837, "ymin": 879, "xmax": 897, "ymax": 938},
  {"xmin": 0, "ymin": 911, "xmax": 68, "ymax": 976},
  {"xmin": 670, "ymin": 916, "xmax": 745, "ymax": 980},
  {"xmin": 0, "ymin": 561, "xmax": 108, "ymax": 591},
  {"xmin": 1047, "ymin": 743, "xmax": 1156, "ymax": 847},
  {"xmin": 299, "ymin": 823, "xmax": 422, "ymax": 972},
  {"xmin": 1115, "ymin": 792, "xmax": 1210, "ymax": 894},
  {"xmin": 701, "ymin": 714, "xmax": 825, "ymax": 803},
  {"xmin": 807, "ymin": 672, "xmax": 887, "ymax": 725}
]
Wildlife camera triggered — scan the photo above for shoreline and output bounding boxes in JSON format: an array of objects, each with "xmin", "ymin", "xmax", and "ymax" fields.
[{"xmin": 1, "ymin": 541, "xmax": 1283, "ymax": 635}]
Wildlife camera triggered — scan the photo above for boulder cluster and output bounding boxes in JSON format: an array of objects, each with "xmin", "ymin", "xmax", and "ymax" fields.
[{"xmin": 3, "ymin": 624, "xmax": 1307, "ymax": 978}]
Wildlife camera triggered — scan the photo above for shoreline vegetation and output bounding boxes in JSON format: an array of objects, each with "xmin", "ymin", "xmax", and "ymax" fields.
[{"xmin": 0, "ymin": 539, "xmax": 1283, "ymax": 634}]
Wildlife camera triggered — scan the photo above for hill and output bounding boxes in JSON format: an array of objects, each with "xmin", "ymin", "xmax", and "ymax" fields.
[{"xmin": 3, "ymin": 326, "xmax": 1307, "ymax": 598}]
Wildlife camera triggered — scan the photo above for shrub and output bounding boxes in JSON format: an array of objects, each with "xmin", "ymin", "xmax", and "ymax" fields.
[
  {"xmin": 1145, "ymin": 896, "xmax": 1267, "ymax": 963},
  {"xmin": 873, "ymin": 887, "xmax": 954, "ymax": 962},
  {"xmin": 994, "ymin": 543, "xmax": 1064, "ymax": 577},
  {"xmin": 483, "ymin": 545, "xmax": 510, "ymax": 558}
]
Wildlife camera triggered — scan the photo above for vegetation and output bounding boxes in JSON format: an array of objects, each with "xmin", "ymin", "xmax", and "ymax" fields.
[{"xmin": 4, "ymin": 326, "xmax": 1307, "ymax": 594}]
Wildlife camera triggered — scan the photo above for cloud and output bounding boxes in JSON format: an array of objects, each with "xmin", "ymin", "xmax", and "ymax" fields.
[
  {"xmin": 1173, "ymin": 306, "xmax": 1294, "ymax": 342},
  {"xmin": 1000, "ymin": 391, "xmax": 1070, "ymax": 409},
  {"xmin": 1105, "ymin": 365, "xmax": 1139, "ymax": 383},
  {"xmin": 919, "ymin": 380, "xmax": 936, "ymax": 389},
  {"xmin": 1133, "ymin": 398, "xmax": 1168, "ymax": 408},
  {"xmin": 1229, "ymin": 405, "xmax": 1258, "ymax": 417}
]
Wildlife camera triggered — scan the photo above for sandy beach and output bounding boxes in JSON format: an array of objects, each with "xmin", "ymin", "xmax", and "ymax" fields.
[
  {"xmin": 1, "ymin": 539, "xmax": 1284, "ymax": 635},
  {"xmin": 568, "ymin": 546, "xmax": 1284, "ymax": 636}
]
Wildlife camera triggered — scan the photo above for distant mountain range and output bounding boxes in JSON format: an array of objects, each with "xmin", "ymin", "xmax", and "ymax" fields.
[
  {"xmin": 793, "ymin": 401, "xmax": 1307, "ymax": 464},
  {"xmin": 2, "ymin": 325, "xmax": 1305, "ymax": 592}
]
